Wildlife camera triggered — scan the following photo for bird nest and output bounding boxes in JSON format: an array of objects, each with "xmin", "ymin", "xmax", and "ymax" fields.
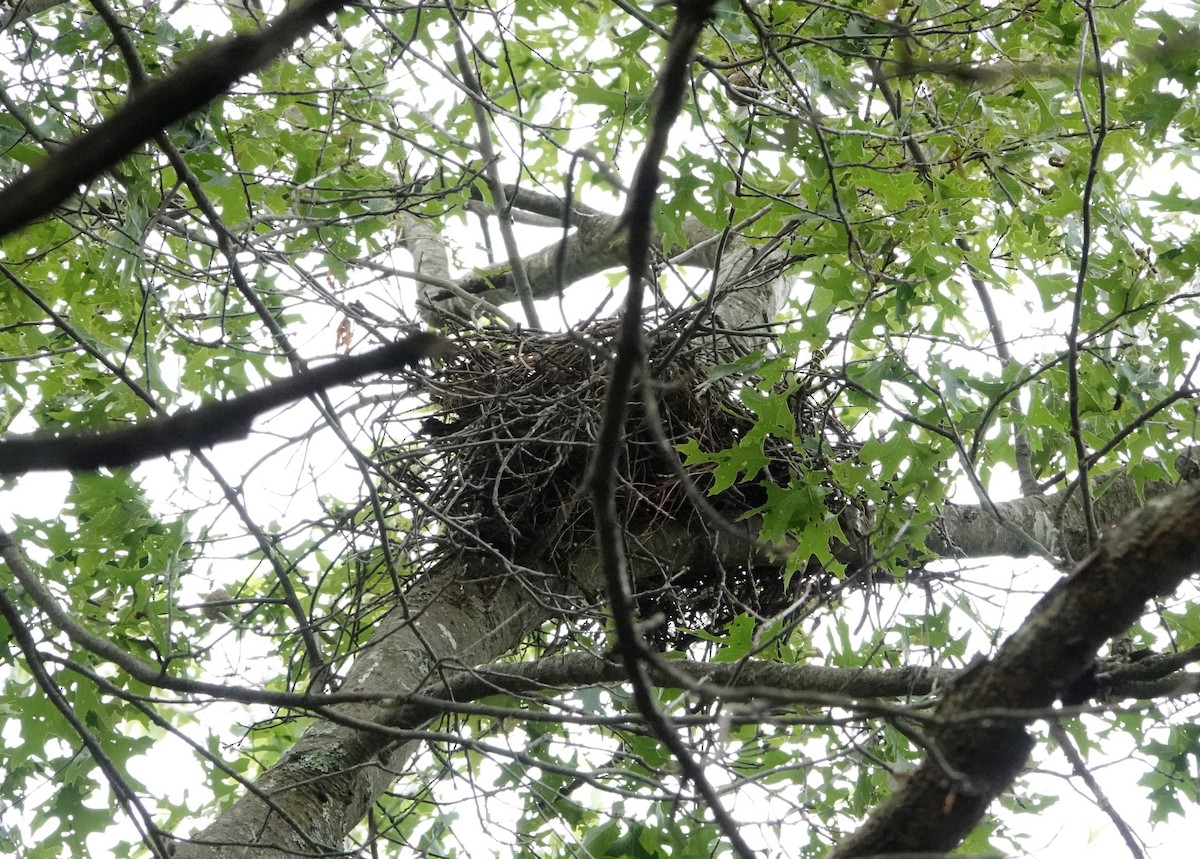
[{"xmin": 379, "ymin": 322, "xmax": 851, "ymax": 642}]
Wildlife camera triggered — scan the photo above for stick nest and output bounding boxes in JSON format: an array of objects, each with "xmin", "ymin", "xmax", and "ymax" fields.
[{"xmin": 381, "ymin": 323, "xmax": 853, "ymax": 643}]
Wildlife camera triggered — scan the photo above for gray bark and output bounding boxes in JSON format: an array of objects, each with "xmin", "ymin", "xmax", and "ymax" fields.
[{"xmin": 175, "ymin": 562, "xmax": 536, "ymax": 857}]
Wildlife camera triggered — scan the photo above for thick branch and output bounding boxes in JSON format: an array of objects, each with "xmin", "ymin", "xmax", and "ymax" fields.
[
  {"xmin": 444, "ymin": 209, "xmax": 721, "ymax": 306},
  {"xmin": 0, "ymin": 0, "xmax": 66, "ymax": 30},
  {"xmin": 930, "ymin": 461, "xmax": 1190, "ymax": 563},
  {"xmin": 171, "ymin": 563, "xmax": 536, "ymax": 858},
  {"xmin": 829, "ymin": 479, "xmax": 1200, "ymax": 857}
]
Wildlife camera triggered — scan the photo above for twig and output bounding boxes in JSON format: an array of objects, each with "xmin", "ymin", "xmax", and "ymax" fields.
[
  {"xmin": 864, "ymin": 48, "xmax": 1038, "ymax": 495},
  {"xmin": 1065, "ymin": 1, "xmax": 1110, "ymax": 548},
  {"xmin": 1048, "ymin": 720, "xmax": 1145, "ymax": 859},
  {"xmin": 448, "ymin": 3, "xmax": 541, "ymax": 327}
]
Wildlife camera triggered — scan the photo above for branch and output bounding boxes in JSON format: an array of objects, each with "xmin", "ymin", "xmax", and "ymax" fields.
[
  {"xmin": 865, "ymin": 51, "xmax": 1038, "ymax": 496},
  {"xmin": 828, "ymin": 479, "xmax": 1200, "ymax": 857},
  {"xmin": 929, "ymin": 457, "xmax": 1194, "ymax": 564},
  {"xmin": 588, "ymin": 2, "xmax": 758, "ymax": 858},
  {"xmin": 449, "ymin": 15, "xmax": 541, "ymax": 327},
  {"xmin": 1048, "ymin": 721, "xmax": 1145, "ymax": 859},
  {"xmin": 0, "ymin": 334, "xmax": 443, "ymax": 474},
  {"xmin": 0, "ymin": 0, "xmax": 66, "ymax": 31},
  {"xmin": 1064, "ymin": 2, "xmax": 1112, "ymax": 547},
  {"xmin": 0, "ymin": 0, "xmax": 355, "ymax": 239},
  {"xmin": 444, "ymin": 207, "xmax": 723, "ymax": 305},
  {"xmin": 0, "ymin": 587, "xmax": 171, "ymax": 857}
]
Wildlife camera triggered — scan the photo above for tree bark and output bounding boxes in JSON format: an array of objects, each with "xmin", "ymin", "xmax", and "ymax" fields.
[
  {"xmin": 174, "ymin": 559, "xmax": 536, "ymax": 857},
  {"xmin": 829, "ymin": 480, "xmax": 1200, "ymax": 857}
]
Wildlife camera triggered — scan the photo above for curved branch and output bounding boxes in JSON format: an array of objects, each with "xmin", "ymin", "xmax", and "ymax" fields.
[
  {"xmin": 829, "ymin": 479, "xmax": 1200, "ymax": 857},
  {"xmin": 588, "ymin": 3, "xmax": 757, "ymax": 858}
]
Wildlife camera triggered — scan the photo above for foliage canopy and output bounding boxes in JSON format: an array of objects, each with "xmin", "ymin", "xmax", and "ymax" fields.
[{"xmin": 0, "ymin": 0, "xmax": 1199, "ymax": 857}]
